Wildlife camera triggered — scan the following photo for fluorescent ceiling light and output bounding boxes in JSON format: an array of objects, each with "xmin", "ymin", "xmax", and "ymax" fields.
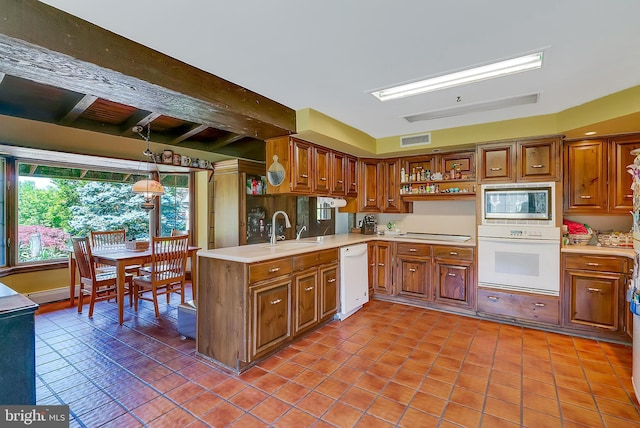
[{"xmin": 372, "ymin": 52, "xmax": 544, "ymax": 101}]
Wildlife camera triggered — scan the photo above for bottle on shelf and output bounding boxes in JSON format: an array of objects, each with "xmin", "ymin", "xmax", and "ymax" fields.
[{"xmin": 400, "ymin": 167, "xmax": 405, "ymax": 183}]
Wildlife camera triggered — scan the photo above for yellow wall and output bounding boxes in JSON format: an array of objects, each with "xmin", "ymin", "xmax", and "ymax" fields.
[{"xmin": 2, "ymin": 268, "xmax": 69, "ymax": 295}]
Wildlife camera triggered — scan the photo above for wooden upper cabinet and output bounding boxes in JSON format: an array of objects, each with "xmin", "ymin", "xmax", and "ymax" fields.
[
  {"xmin": 313, "ymin": 146, "xmax": 330, "ymax": 194},
  {"xmin": 291, "ymin": 139, "xmax": 313, "ymax": 193},
  {"xmin": 359, "ymin": 159, "xmax": 382, "ymax": 212},
  {"xmin": 609, "ymin": 134, "xmax": 640, "ymax": 214},
  {"xmin": 331, "ymin": 151, "xmax": 346, "ymax": 196},
  {"xmin": 478, "ymin": 144, "xmax": 515, "ymax": 183},
  {"xmin": 440, "ymin": 152, "xmax": 476, "ymax": 179},
  {"xmin": 517, "ymin": 137, "xmax": 561, "ymax": 182},
  {"xmin": 346, "ymin": 156, "xmax": 358, "ymax": 197},
  {"xmin": 382, "ymin": 159, "xmax": 402, "ymax": 213},
  {"xmin": 563, "ymin": 140, "xmax": 608, "ymax": 213}
]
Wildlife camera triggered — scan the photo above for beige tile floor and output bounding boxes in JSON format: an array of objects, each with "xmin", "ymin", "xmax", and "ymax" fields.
[{"xmin": 35, "ymin": 283, "xmax": 640, "ymax": 427}]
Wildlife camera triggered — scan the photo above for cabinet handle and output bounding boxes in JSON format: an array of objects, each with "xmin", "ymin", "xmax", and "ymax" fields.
[
  {"xmin": 300, "ymin": 174, "xmax": 308, "ymax": 178},
  {"xmin": 585, "ymin": 262, "xmax": 600, "ymax": 266},
  {"xmin": 320, "ymin": 177, "xmax": 327, "ymax": 181},
  {"xmin": 368, "ymin": 198, "xmax": 376, "ymax": 202},
  {"xmin": 378, "ymin": 263, "xmax": 385, "ymax": 267},
  {"xmin": 626, "ymin": 194, "xmax": 633, "ymax": 198},
  {"xmin": 327, "ymin": 278, "xmax": 336, "ymax": 283},
  {"xmin": 352, "ymin": 183, "xmax": 357, "ymax": 186},
  {"xmin": 268, "ymin": 267, "xmax": 281, "ymax": 273},
  {"xmin": 531, "ymin": 164, "xmax": 544, "ymax": 168},
  {"xmin": 304, "ymin": 286, "xmax": 314, "ymax": 291},
  {"xmin": 449, "ymin": 251, "xmax": 458, "ymax": 256},
  {"xmin": 387, "ymin": 198, "xmax": 394, "ymax": 202},
  {"xmin": 580, "ymin": 195, "xmax": 592, "ymax": 199},
  {"xmin": 587, "ymin": 287, "xmax": 602, "ymax": 293},
  {"xmin": 270, "ymin": 298, "xmax": 282, "ymax": 305},
  {"xmin": 490, "ymin": 167, "xmax": 502, "ymax": 171},
  {"xmin": 447, "ymin": 273, "xmax": 457, "ymax": 277},
  {"xmin": 487, "ymin": 296, "xmax": 499, "ymax": 301},
  {"xmin": 337, "ymin": 180, "xmax": 344, "ymax": 184},
  {"xmin": 409, "ymin": 268, "xmax": 416, "ymax": 272},
  {"xmin": 370, "ymin": 263, "xmax": 375, "ymax": 267},
  {"xmin": 533, "ymin": 302, "xmax": 546, "ymax": 307},
  {"xmin": 409, "ymin": 248, "xmax": 417, "ymax": 252}
]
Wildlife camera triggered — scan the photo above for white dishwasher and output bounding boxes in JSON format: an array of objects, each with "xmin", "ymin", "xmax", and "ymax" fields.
[{"xmin": 339, "ymin": 243, "xmax": 369, "ymax": 320}]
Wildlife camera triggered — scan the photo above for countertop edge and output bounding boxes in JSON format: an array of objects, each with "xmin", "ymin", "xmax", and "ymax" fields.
[
  {"xmin": 198, "ymin": 233, "xmax": 476, "ymax": 263},
  {"xmin": 561, "ymin": 245, "xmax": 636, "ymax": 258}
]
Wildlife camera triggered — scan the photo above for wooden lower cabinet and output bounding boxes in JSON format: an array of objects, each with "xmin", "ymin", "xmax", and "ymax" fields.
[
  {"xmin": 433, "ymin": 246, "xmax": 475, "ymax": 310},
  {"xmin": 477, "ymin": 288, "xmax": 559, "ymax": 325},
  {"xmin": 320, "ymin": 264, "xmax": 339, "ymax": 321},
  {"xmin": 368, "ymin": 241, "xmax": 393, "ymax": 295},
  {"xmin": 293, "ymin": 268, "xmax": 318, "ymax": 335},
  {"xmin": 397, "ymin": 256, "xmax": 430, "ymax": 299},
  {"xmin": 562, "ymin": 253, "xmax": 629, "ymax": 338},
  {"xmin": 250, "ymin": 278, "xmax": 292, "ymax": 359}
]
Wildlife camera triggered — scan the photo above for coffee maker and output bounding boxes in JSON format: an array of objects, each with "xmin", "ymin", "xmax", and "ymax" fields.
[{"xmin": 361, "ymin": 214, "xmax": 376, "ymax": 235}]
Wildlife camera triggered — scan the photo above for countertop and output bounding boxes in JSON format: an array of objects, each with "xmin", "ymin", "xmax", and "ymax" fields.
[
  {"xmin": 0, "ymin": 282, "xmax": 38, "ymax": 315},
  {"xmin": 198, "ymin": 232, "xmax": 476, "ymax": 263},
  {"xmin": 561, "ymin": 244, "xmax": 635, "ymax": 258}
]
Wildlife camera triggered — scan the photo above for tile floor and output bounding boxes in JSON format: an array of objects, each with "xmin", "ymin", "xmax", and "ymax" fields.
[{"xmin": 34, "ymin": 284, "xmax": 640, "ymax": 427}]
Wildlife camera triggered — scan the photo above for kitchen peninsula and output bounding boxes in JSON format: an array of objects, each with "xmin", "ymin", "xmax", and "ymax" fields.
[{"xmin": 196, "ymin": 232, "xmax": 476, "ymax": 373}]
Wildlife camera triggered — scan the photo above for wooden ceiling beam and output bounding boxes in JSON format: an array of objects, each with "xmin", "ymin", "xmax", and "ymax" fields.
[
  {"xmin": 59, "ymin": 94, "xmax": 98, "ymax": 125},
  {"xmin": 0, "ymin": 0, "xmax": 295, "ymax": 140},
  {"xmin": 172, "ymin": 124, "xmax": 209, "ymax": 144}
]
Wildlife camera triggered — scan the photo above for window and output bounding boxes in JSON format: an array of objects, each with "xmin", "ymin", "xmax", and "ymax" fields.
[
  {"xmin": 17, "ymin": 161, "xmax": 151, "ymax": 264},
  {"xmin": 159, "ymin": 174, "xmax": 190, "ymax": 236}
]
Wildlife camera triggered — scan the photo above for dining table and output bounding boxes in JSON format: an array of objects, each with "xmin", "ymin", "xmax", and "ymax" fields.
[{"xmin": 68, "ymin": 244, "xmax": 201, "ymax": 324}]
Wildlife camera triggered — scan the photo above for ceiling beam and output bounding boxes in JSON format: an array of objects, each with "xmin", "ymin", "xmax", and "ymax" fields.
[
  {"xmin": 172, "ymin": 124, "xmax": 209, "ymax": 144},
  {"xmin": 0, "ymin": 0, "xmax": 295, "ymax": 140},
  {"xmin": 59, "ymin": 94, "xmax": 98, "ymax": 125}
]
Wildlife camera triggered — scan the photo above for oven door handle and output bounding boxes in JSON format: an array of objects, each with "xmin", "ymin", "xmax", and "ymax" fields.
[{"xmin": 477, "ymin": 237, "xmax": 559, "ymax": 245}]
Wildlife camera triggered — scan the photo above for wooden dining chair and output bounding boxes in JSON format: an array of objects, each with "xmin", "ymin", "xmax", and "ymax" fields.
[
  {"xmin": 133, "ymin": 234, "xmax": 189, "ymax": 318},
  {"xmin": 71, "ymin": 236, "xmax": 134, "ymax": 317},
  {"xmin": 90, "ymin": 229, "xmax": 142, "ymax": 275}
]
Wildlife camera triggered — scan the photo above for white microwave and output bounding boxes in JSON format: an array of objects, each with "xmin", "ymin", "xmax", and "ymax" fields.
[{"xmin": 481, "ymin": 182, "xmax": 554, "ymax": 223}]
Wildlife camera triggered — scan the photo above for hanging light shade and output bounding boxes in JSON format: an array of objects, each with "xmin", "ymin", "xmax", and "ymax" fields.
[{"xmin": 132, "ymin": 124, "xmax": 165, "ymax": 210}]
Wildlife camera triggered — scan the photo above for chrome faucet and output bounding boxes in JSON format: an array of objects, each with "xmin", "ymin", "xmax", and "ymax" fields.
[
  {"xmin": 296, "ymin": 225, "xmax": 307, "ymax": 240},
  {"xmin": 270, "ymin": 210, "xmax": 291, "ymax": 245}
]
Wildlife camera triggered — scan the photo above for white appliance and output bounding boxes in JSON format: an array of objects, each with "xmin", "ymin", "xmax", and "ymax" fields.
[
  {"xmin": 478, "ymin": 224, "xmax": 561, "ymax": 295},
  {"xmin": 339, "ymin": 243, "xmax": 369, "ymax": 320},
  {"xmin": 481, "ymin": 182, "xmax": 556, "ymax": 226}
]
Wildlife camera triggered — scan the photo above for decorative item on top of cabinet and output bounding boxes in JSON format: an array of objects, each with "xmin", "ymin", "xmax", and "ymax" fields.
[
  {"xmin": 563, "ymin": 134, "xmax": 640, "ymax": 215},
  {"xmin": 478, "ymin": 136, "xmax": 561, "ymax": 183},
  {"xmin": 562, "ymin": 252, "xmax": 631, "ymax": 341}
]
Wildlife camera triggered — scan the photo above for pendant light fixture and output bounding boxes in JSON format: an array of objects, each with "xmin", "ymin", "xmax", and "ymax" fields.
[{"xmin": 132, "ymin": 123, "xmax": 165, "ymax": 210}]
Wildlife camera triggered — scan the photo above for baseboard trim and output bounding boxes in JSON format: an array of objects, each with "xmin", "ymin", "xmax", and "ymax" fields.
[{"xmin": 25, "ymin": 286, "xmax": 76, "ymax": 304}]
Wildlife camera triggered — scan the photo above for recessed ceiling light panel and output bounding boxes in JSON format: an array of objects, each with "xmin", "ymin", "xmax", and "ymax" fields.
[{"xmin": 371, "ymin": 52, "xmax": 544, "ymax": 102}]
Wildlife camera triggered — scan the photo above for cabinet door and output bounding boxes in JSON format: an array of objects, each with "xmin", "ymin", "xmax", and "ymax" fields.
[
  {"xmin": 440, "ymin": 152, "xmax": 476, "ymax": 179},
  {"xmin": 397, "ymin": 256, "xmax": 430, "ymax": 300},
  {"xmin": 478, "ymin": 144, "xmax": 515, "ymax": 183},
  {"xmin": 382, "ymin": 159, "xmax": 402, "ymax": 213},
  {"xmin": 294, "ymin": 268, "xmax": 319, "ymax": 335},
  {"xmin": 313, "ymin": 146, "xmax": 331, "ymax": 194},
  {"xmin": 250, "ymin": 278, "xmax": 292, "ymax": 359},
  {"xmin": 565, "ymin": 270, "xmax": 621, "ymax": 330},
  {"xmin": 609, "ymin": 134, "xmax": 640, "ymax": 214},
  {"xmin": 370, "ymin": 242, "xmax": 392, "ymax": 295},
  {"xmin": 320, "ymin": 264, "xmax": 338, "ymax": 320},
  {"xmin": 563, "ymin": 140, "xmax": 607, "ymax": 213},
  {"xmin": 331, "ymin": 152, "xmax": 346, "ymax": 196},
  {"xmin": 346, "ymin": 156, "xmax": 358, "ymax": 197},
  {"xmin": 359, "ymin": 159, "xmax": 382, "ymax": 212},
  {"xmin": 434, "ymin": 260, "xmax": 473, "ymax": 308},
  {"xmin": 517, "ymin": 137, "xmax": 561, "ymax": 182},
  {"xmin": 291, "ymin": 139, "xmax": 313, "ymax": 193}
]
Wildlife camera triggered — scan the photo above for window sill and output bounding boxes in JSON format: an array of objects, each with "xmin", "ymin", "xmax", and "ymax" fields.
[{"xmin": 0, "ymin": 261, "xmax": 68, "ymax": 278}]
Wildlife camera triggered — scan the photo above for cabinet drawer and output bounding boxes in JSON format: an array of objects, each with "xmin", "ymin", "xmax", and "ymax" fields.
[
  {"xmin": 293, "ymin": 248, "xmax": 339, "ymax": 271},
  {"xmin": 433, "ymin": 246, "xmax": 473, "ymax": 260},
  {"xmin": 564, "ymin": 254, "xmax": 628, "ymax": 273},
  {"xmin": 249, "ymin": 257, "xmax": 293, "ymax": 284},
  {"xmin": 396, "ymin": 242, "xmax": 431, "ymax": 257},
  {"xmin": 477, "ymin": 288, "xmax": 559, "ymax": 325}
]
